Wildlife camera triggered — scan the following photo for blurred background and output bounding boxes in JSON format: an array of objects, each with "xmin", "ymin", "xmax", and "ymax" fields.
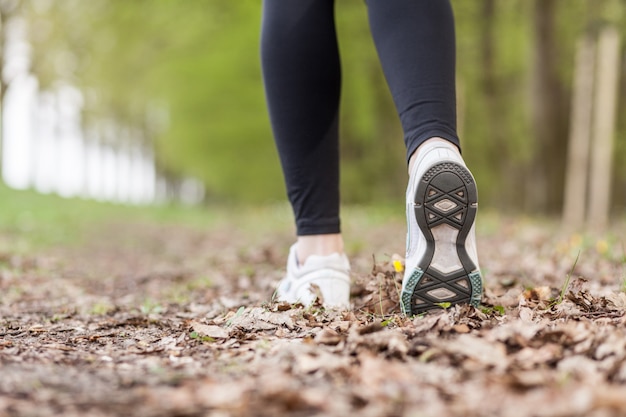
[{"xmin": 0, "ymin": 0, "xmax": 625, "ymax": 226}]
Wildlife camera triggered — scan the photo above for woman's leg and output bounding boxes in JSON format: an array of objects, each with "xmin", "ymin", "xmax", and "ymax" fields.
[
  {"xmin": 261, "ymin": 0, "xmax": 344, "ymax": 262},
  {"xmin": 366, "ymin": 0, "xmax": 482, "ymax": 314},
  {"xmin": 367, "ymin": 0, "xmax": 459, "ymax": 160},
  {"xmin": 261, "ymin": 0, "xmax": 350, "ymax": 308},
  {"xmin": 367, "ymin": 0, "xmax": 463, "ymax": 178}
]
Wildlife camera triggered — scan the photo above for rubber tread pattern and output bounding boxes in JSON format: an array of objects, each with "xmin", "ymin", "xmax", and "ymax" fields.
[
  {"xmin": 402, "ymin": 161, "xmax": 482, "ymax": 315},
  {"xmin": 401, "ymin": 268, "xmax": 423, "ymax": 314}
]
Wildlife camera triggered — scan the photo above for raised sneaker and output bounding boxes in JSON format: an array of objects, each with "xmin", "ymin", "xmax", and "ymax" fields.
[
  {"xmin": 401, "ymin": 141, "xmax": 482, "ymax": 315},
  {"xmin": 275, "ymin": 244, "xmax": 351, "ymax": 308}
]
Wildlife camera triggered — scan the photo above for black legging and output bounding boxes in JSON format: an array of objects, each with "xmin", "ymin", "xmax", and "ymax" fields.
[{"xmin": 261, "ymin": 0, "xmax": 459, "ymax": 236}]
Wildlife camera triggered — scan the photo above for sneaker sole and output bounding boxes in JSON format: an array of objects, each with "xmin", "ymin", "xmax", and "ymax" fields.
[{"xmin": 401, "ymin": 161, "xmax": 482, "ymax": 315}]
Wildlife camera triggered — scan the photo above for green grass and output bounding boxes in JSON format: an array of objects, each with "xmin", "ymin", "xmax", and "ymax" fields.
[
  {"xmin": 0, "ymin": 183, "xmax": 411, "ymax": 251},
  {"xmin": 0, "ymin": 183, "xmax": 223, "ymax": 251},
  {"xmin": 9, "ymin": 182, "xmax": 624, "ymax": 259}
]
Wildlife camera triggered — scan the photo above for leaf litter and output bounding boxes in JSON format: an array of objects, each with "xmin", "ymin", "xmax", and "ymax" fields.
[{"xmin": 1, "ymin": 216, "xmax": 626, "ymax": 416}]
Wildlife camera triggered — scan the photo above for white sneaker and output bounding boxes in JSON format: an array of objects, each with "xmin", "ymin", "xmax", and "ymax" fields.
[
  {"xmin": 401, "ymin": 141, "xmax": 482, "ymax": 315},
  {"xmin": 275, "ymin": 244, "xmax": 351, "ymax": 308}
]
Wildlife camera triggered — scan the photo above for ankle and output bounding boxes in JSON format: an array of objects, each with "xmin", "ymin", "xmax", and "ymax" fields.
[
  {"xmin": 296, "ymin": 234, "xmax": 344, "ymax": 264},
  {"xmin": 408, "ymin": 137, "xmax": 461, "ymax": 174}
]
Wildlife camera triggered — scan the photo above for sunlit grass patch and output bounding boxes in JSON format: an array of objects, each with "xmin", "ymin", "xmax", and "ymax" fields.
[{"xmin": 0, "ymin": 184, "xmax": 235, "ymax": 250}]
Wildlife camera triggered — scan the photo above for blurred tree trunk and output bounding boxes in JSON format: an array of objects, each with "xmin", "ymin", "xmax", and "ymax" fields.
[
  {"xmin": 529, "ymin": 0, "xmax": 568, "ymax": 213},
  {"xmin": 562, "ymin": 34, "xmax": 595, "ymax": 230},
  {"xmin": 588, "ymin": 26, "xmax": 620, "ymax": 231}
]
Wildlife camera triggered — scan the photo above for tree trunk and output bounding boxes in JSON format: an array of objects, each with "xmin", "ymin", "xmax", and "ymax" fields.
[
  {"xmin": 588, "ymin": 26, "xmax": 620, "ymax": 231},
  {"xmin": 530, "ymin": 0, "xmax": 568, "ymax": 214},
  {"xmin": 479, "ymin": 0, "xmax": 509, "ymax": 208},
  {"xmin": 562, "ymin": 35, "xmax": 595, "ymax": 230}
]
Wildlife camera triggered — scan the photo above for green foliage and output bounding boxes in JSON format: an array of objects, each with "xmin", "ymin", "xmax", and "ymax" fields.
[{"xmin": 20, "ymin": 0, "xmax": 626, "ymax": 210}]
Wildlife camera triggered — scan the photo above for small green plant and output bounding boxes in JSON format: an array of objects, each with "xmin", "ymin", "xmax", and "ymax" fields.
[
  {"xmin": 405, "ymin": 311, "xmax": 428, "ymax": 320},
  {"xmin": 140, "ymin": 299, "xmax": 164, "ymax": 315},
  {"xmin": 189, "ymin": 331, "xmax": 215, "ymax": 343},
  {"xmin": 435, "ymin": 302, "xmax": 452, "ymax": 309},
  {"xmin": 50, "ymin": 314, "xmax": 63, "ymax": 323},
  {"xmin": 378, "ymin": 279, "xmax": 385, "ymax": 316},
  {"xmin": 555, "ymin": 250, "xmax": 580, "ymax": 305},
  {"xmin": 479, "ymin": 305, "xmax": 505, "ymax": 315},
  {"xmin": 618, "ymin": 249, "xmax": 626, "ymax": 294},
  {"xmin": 225, "ymin": 306, "xmax": 246, "ymax": 327},
  {"xmin": 381, "ymin": 317, "xmax": 397, "ymax": 327},
  {"xmin": 90, "ymin": 302, "xmax": 114, "ymax": 316},
  {"xmin": 185, "ymin": 276, "xmax": 212, "ymax": 291}
]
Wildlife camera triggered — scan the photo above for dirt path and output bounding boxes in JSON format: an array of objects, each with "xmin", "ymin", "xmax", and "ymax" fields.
[{"xmin": 1, "ymin": 216, "xmax": 626, "ymax": 417}]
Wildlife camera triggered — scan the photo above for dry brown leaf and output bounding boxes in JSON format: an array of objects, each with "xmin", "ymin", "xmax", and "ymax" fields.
[
  {"xmin": 357, "ymin": 321, "xmax": 384, "ymax": 335},
  {"xmin": 227, "ymin": 307, "xmax": 295, "ymax": 330},
  {"xmin": 410, "ymin": 312, "xmax": 446, "ymax": 334},
  {"xmin": 567, "ymin": 290, "xmax": 596, "ymax": 312},
  {"xmin": 294, "ymin": 351, "xmax": 350, "ymax": 374},
  {"xmin": 605, "ymin": 292, "xmax": 626, "ymax": 310},
  {"xmin": 314, "ymin": 328, "xmax": 342, "ymax": 346},
  {"xmin": 190, "ymin": 321, "xmax": 229, "ymax": 339},
  {"xmin": 512, "ymin": 343, "xmax": 562, "ymax": 368},
  {"xmin": 272, "ymin": 302, "xmax": 293, "ymax": 312},
  {"xmin": 522, "ymin": 286, "xmax": 552, "ymax": 301},
  {"xmin": 357, "ymin": 352, "xmax": 414, "ymax": 389},
  {"xmin": 592, "ymin": 386, "xmax": 626, "ymax": 411},
  {"xmin": 594, "ymin": 333, "xmax": 626, "ymax": 360},
  {"xmin": 435, "ymin": 334, "xmax": 508, "ymax": 370},
  {"xmin": 348, "ymin": 328, "xmax": 408, "ymax": 358},
  {"xmin": 508, "ymin": 370, "xmax": 551, "ymax": 389},
  {"xmin": 452, "ymin": 324, "xmax": 470, "ymax": 334},
  {"xmin": 518, "ymin": 307, "xmax": 534, "ymax": 323},
  {"xmin": 557, "ymin": 355, "xmax": 604, "ymax": 383},
  {"xmin": 195, "ymin": 380, "xmax": 252, "ymax": 409}
]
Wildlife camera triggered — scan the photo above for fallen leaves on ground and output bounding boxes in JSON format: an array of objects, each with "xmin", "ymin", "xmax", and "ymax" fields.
[{"xmin": 1, "ymin": 217, "xmax": 626, "ymax": 416}]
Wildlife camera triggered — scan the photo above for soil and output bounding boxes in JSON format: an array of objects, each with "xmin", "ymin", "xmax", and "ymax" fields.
[{"xmin": 1, "ymin": 214, "xmax": 626, "ymax": 417}]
